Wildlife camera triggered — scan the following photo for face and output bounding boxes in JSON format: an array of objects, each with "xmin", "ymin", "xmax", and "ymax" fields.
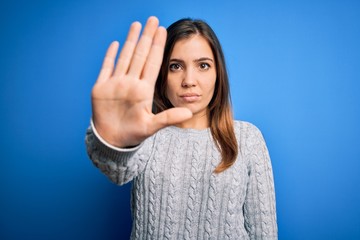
[{"xmin": 166, "ymin": 35, "xmax": 216, "ymax": 121}]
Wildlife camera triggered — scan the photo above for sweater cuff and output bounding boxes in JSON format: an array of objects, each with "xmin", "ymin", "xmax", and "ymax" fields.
[{"xmin": 90, "ymin": 119, "xmax": 142, "ymax": 153}]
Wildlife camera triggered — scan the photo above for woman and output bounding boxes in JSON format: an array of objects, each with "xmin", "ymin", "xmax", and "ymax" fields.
[{"xmin": 86, "ymin": 16, "xmax": 278, "ymax": 239}]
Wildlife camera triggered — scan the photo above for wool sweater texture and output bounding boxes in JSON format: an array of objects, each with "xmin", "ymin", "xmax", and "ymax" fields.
[{"xmin": 86, "ymin": 120, "xmax": 277, "ymax": 240}]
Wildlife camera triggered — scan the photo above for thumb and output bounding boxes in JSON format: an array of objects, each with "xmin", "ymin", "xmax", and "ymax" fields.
[{"xmin": 151, "ymin": 107, "xmax": 193, "ymax": 132}]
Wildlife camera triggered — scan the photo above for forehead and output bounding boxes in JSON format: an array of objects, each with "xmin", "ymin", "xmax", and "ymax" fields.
[{"xmin": 170, "ymin": 35, "xmax": 214, "ymax": 59}]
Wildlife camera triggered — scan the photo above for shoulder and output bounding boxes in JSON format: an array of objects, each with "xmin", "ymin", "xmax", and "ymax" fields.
[
  {"xmin": 233, "ymin": 120, "xmax": 268, "ymax": 154},
  {"xmin": 233, "ymin": 120, "xmax": 264, "ymax": 140}
]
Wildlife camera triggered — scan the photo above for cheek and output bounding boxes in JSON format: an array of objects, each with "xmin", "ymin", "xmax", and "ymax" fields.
[
  {"xmin": 206, "ymin": 80, "xmax": 217, "ymax": 102},
  {"xmin": 165, "ymin": 75, "xmax": 178, "ymax": 94},
  {"xmin": 165, "ymin": 82, "xmax": 177, "ymax": 103},
  {"xmin": 206, "ymin": 78, "xmax": 217, "ymax": 94}
]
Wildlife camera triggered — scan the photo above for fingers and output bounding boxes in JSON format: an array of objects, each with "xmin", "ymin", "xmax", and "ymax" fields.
[
  {"xmin": 113, "ymin": 21, "xmax": 142, "ymax": 77},
  {"xmin": 141, "ymin": 26, "xmax": 167, "ymax": 83},
  {"xmin": 127, "ymin": 16, "xmax": 161, "ymax": 77},
  {"xmin": 151, "ymin": 108, "xmax": 193, "ymax": 133},
  {"xmin": 96, "ymin": 41, "xmax": 119, "ymax": 84},
  {"xmin": 105, "ymin": 16, "xmax": 165, "ymax": 81}
]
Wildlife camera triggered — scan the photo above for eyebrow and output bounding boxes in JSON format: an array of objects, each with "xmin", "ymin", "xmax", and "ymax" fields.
[{"xmin": 169, "ymin": 57, "xmax": 214, "ymax": 63}]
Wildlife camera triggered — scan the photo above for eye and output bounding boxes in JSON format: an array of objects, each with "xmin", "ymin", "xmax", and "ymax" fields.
[
  {"xmin": 169, "ymin": 63, "xmax": 182, "ymax": 72},
  {"xmin": 199, "ymin": 62, "xmax": 210, "ymax": 71}
]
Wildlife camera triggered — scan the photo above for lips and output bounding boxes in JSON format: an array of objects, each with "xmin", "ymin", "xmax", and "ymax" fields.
[{"xmin": 180, "ymin": 93, "xmax": 200, "ymax": 102}]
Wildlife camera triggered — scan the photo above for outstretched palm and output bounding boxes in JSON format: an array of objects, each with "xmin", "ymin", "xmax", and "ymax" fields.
[{"xmin": 92, "ymin": 17, "xmax": 192, "ymax": 147}]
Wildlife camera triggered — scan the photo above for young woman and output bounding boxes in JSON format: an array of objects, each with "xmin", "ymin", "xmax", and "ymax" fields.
[{"xmin": 86, "ymin": 16, "xmax": 278, "ymax": 239}]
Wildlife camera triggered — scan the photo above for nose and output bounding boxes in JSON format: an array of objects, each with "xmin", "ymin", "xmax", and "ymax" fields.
[{"xmin": 181, "ymin": 68, "xmax": 196, "ymax": 88}]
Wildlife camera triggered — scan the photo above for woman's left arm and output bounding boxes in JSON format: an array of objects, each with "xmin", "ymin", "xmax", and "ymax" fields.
[{"xmin": 243, "ymin": 122, "xmax": 278, "ymax": 240}]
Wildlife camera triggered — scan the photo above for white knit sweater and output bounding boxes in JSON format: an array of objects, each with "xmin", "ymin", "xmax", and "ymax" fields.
[{"xmin": 86, "ymin": 121, "xmax": 278, "ymax": 239}]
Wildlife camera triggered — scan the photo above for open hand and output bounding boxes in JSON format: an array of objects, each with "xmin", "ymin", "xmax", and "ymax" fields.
[{"xmin": 91, "ymin": 16, "xmax": 192, "ymax": 147}]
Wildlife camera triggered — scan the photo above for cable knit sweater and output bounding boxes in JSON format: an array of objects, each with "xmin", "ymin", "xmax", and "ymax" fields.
[{"xmin": 85, "ymin": 120, "xmax": 277, "ymax": 240}]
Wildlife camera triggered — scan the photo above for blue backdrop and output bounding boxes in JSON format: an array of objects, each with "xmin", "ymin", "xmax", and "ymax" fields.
[{"xmin": 1, "ymin": 0, "xmax": 360, "ymax": 239}]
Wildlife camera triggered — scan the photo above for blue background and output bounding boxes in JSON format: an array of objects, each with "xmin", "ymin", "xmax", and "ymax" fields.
[{"xmin": 1, "ymin": 0, "xmax": 360, "ymax": 239}]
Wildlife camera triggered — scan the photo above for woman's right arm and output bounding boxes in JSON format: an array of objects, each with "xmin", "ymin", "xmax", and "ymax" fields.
[
  {"xmin": 90, "ymin": 16, "xmax": 191, "ymax": 149},
  {"xmin": 86, "ymin": 16, "xmax": 192, "ymax": 184},
  {"xmin": 85, "ymin": 122, "xmax": 155, "ymax": 185}
]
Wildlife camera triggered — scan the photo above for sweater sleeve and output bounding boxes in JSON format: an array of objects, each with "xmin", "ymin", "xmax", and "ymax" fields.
[
  {"xmin": 85, "ymin": 123, "xmax": 155, "ymax": 185},
  {"xmin": 242, "ymin": 122, "xmax": 278, "ymax": 240}
]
